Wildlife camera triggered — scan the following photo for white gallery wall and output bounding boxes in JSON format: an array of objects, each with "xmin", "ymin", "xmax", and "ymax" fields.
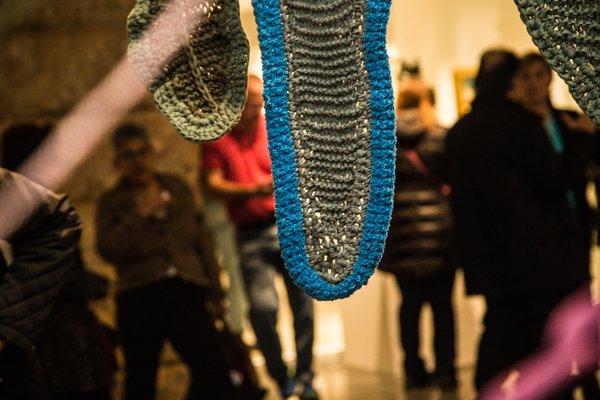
[
  {"xmin": 387, "ymin": 0, "xmax": 576, "ymax": 126},
  {"xmin": 241, "ymin": 0, "xmax": 578, "ymax": 126}
]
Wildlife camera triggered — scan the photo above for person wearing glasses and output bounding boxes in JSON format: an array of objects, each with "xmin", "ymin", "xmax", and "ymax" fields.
[{"xmin": 96, "ymin": 124, "xmax": 236, "ymax": 399}]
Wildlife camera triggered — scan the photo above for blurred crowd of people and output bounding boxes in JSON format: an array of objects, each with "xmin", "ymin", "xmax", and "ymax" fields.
[
  {"xmin": 385, "ymin": 49, "xmax": 599, "ymax": 399},
  {"xmin": 0, "ymin": 48, "xmax": 598, "ymax": 400}
]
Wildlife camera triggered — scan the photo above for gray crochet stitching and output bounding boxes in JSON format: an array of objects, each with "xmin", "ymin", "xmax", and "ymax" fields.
[
  {"xmin": 127, "ymin": 0, "xmax": 249, "ymax": 143},
  {"xmin": 280, "ymin": 0, "xmax": 372, "ymax": 284},
  {"xmin": 515, "ymin": 0, "xmax": 600, "ymax": 125}
]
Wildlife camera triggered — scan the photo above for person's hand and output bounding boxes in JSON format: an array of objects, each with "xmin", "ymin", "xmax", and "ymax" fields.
[
  {"xmin": 0, "ymin": 340, "xmax": 5, "ymax": 353},
  {"xmin": 399, "ymin": 78, "xmax": 429, "ymax": 99},
  {"xmin": 207, "ymin": 295, "xmax": 229, "ymax": 320},
  {"xmin": 254, "ymin": 181, "xmax": 274, "ymax": 197},
  {"xmin": 136, "ymin": 182, "xmax": 171, "ymax": 218},
  {"xmin": 562, "ymin": 113, "xmax": 598, "ymax": 135},
  {"xmin": 586, "ymin": 164, "xmax": 600, "ymax": 180}
]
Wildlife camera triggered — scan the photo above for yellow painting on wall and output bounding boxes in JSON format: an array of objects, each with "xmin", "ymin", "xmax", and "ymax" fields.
[{"xmin": 454, "ymin": 68, "xmax": 477, "ymax": 117}]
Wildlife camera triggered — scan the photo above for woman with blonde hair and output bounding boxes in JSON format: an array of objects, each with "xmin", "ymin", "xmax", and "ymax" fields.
[{"xmin": 380, "ymin": 82, "xmax": 457, "ymax": 391}]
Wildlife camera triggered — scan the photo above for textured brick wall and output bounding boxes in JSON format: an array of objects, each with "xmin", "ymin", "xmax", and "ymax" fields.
[
  {"xmin": 1, "ymin": 0, "xmax": 203, "ymax": 201},
  {"xmin": 0, "ymin": 0, "xmax": 211, "ymax": 327}
]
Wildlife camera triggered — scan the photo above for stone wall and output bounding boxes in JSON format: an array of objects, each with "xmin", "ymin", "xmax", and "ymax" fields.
[
  {"xmin": 0, "ymin": 0, "xmax": 224, "ymax": 326},
  {"xmin": 1, "ymin": 4, "xmax": 247, "ymax": 392},
  {"xmin": 1, "ymin": 0, "xmax": 202, "ymax": 200}
]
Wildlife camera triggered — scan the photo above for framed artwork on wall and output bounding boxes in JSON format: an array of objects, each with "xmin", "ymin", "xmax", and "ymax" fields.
[{"xmin": 453, "ymin": 68, "xmax": 477, "ymax": 117}]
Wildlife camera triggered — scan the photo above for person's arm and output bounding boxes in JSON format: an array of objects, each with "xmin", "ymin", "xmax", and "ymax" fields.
[
  {"xmin": 196, "ymin": 214, "xmax": 227, "ymax": 316},
  {"xmin": 0, "ymin": 172, "xmax": 81, "ymax": 348},
  {"xmin": 200, "ymin": 143, "xmax": 272, "ymax": 202},
  {"xmin": 561, "ymin": 112, "xmax": 598, "ymax": 136},
  {"xmin": 58, "ymin": 252, "xmax": 110, "ymax": 301},
  {"xmin": 419, "ymin": 131, "xmax": 449, "ymax": 182},
  {"xmin": 558, "ymin": 110, "xmax": 598, "ymax": 163},
  {"xmin": 203, "ymin": 169, "xmax": 272, "ymax": 202},
  {"xmin": 170, "ymin": 177, "xmax": 227, "ymax": 317},
  {"xmin": 0, "ymin": 240, "xmax": 6, "ymax": 351},
  {"xmin": 506, "ymin": 113, "xmax": 588, "ymax": 195},
  {"xmin": 173, "ymin": 178, "xmax": 225, "ymax": 295},
  {"xmin": 95, "ymin": 192, "xmax": 165, "ymax": 264}
]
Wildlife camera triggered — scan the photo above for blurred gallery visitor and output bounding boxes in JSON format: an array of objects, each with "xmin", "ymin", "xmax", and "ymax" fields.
[
  {"xmin": 96, "ymin": 124, "xmax": 236, "ymax": 399},
  {"xmin": 0, "ymin": 141, "xmax": 82, "ymax": 398},
  {"xmin": 1, "ymin": 124, "xmax": 116, "ymax": 400},
  {"xmin": 202, "ymin": 76, "xmax": 319, "ymax": 400},
  {"xmin": 379, "ymin": 83, "xmax": 456, "ymax": 391},
  {"xmin": 446, "ymin": 49, "xmax": 599, "ymax": 398}
]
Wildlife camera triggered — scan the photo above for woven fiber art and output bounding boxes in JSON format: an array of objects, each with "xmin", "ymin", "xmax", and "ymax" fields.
[
  {"xmin": 515, "ymin": 0, "xmax": 600, "ymax": 125},
  {"xmin": 254, "ymin": 0, "xmax": 397, "ymax": 300},
  {"xmin": 127, "ymin": 0, "xmax": 249, "ymax": 142}
]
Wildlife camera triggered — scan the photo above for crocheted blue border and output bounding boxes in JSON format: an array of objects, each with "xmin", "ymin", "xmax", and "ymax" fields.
[{"xmin": 253, "ymin": 0, "xmax": 396, "ymax": 300}]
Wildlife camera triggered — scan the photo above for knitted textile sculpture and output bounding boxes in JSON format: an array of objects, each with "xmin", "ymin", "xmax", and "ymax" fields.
[
  {"xmin": 254, "ymin": 0, "xmax": 397, "ymax": 300},
  {"xmin": 127, "ymin": 0, "xmax": 249, "ymax": 142},
  {"xmin": 515, "ymin": 0, "xmax": 600, "ymax": 125}
]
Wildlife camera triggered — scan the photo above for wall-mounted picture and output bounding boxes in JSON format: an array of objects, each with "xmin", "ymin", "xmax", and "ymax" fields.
[{"xmin": 453, "ymin": 68, "xmax": 477, "ymax": 117}]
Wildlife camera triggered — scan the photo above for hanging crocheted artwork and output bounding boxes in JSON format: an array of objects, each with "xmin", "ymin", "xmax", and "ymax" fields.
[
  {"xmin": 127, "ymin": 0, "xmax": 249, "ymax": 142},
  {"xmin": 515, "ymin": 0, "xmax": 600, "ymax": 125},
  {"xmin": 253, "ymin": 0, "xmax": 397, "ymax": 300}
]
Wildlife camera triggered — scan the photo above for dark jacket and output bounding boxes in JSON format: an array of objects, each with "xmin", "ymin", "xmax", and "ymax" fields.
[
  {"xmin": 0, "ymin": 169, "xmax": 82, "ymax": 399},
  {"xmin": 96, "ymin": 173, "xmax": 222, "ymax": 295},
  {"xmin": 446, "ymin": 97, "xmax": 592, "ymax": 297},
  {"xmin": 380, "ymin": 110, "xmax": 454, "ymax": 279},
  {"xmin": 36, "ymin": 251, "xmax": 116, "ymax": 398}
]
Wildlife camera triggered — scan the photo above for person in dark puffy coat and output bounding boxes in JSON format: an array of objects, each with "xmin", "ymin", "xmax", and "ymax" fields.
[
  {"xmin": 380, "ymin": 86, "xmax": 456, "ymax": 391},
  {"xmin": 34, "ymin": 251, "xmax": 116, "ymax": 400},
  {"xmin": 0, "ymin": 167, "xmax": 82, "ymax": 399},
  {"xmin": 1, "ymin": 123, "xmax": 116, "ymax": 400}
]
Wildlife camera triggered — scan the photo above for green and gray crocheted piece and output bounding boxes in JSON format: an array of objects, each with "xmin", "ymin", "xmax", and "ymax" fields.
[
  {"xmin": 515, "ymin": 0, "xmax": 600, "ymax": 125},
  {"xmin": 127, "ymin": 0, "xmax": 249, "ymax": 142}
]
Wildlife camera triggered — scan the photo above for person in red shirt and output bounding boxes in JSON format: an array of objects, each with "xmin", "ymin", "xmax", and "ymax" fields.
[{"xmin": 202, "ymin": 76, "xmax": 319, "ymax": 400}]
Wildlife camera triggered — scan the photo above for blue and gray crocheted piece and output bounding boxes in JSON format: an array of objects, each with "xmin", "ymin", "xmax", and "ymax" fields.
[
  {"xmin": 254, "ymin": 0, "xmax": 396, "ymax": 300},
  {"xmin": 515, "ymin": 0, "xmax": 600, "ymax": 125},
  {"xmin": 127, "ymin": 0, "xmax": 249, "ymax": 142}
]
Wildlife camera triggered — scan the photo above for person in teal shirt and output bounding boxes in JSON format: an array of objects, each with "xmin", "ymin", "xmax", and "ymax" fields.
[{"xmin": 515, "ymin": 52, "xmax": 599, "ymax": 400}]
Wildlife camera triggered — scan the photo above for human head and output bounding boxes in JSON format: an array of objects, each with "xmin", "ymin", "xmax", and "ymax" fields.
[
  {"xmin": 112, "ymin": 123, "xmax": 155, "ymax": 186},
  {"xmin": 235, "ymin": 75, "xmax": 264, "ymax": 133},
  {"xmin": 514, "ymin": 52, "xmax": 553, "ymax": 107},
  {"xmin": 475, "ymin": 49, "xmax": 520, "ymax": 100},
  {"xmin": 1, "ymin": 123, "xmax": 52, "ymax": 171},
  {"xmin": 397, "ymin": 88, "xmax": 422, "ymax": 111},
  {"xmin": 396, "ymin": 86, "xmax": 435, "ymax": 111}
]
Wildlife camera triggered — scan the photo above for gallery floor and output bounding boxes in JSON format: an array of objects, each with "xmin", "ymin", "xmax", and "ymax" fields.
[
  {"xmin": 112, "ymin": 351, "xmax": 598, "ymax": 400},
  {"xmin": 113, "ymin": 354, "xmax": 477, "ymax": 400}
]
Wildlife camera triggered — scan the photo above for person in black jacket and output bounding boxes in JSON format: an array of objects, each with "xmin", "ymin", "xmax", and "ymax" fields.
[
  {"xmin": 446, "ymin": 49, "xmax": 595, "ymax": 396},
  {"xmin": 0, "ymin": 167, "xmax": 82, "ymax": 399},
  {"xmin": 514, "ymin": 53, "xmax": 600, "ymax": 400},
  {"xmin": 1, "ymin": 123, "xmax": 116, "ymax": 400},
  {"xmin": 380, "ymin": 85, "xmax": 456, "ymax": 390},
  {"xmin": 96, "ymin": 124, "xmax": 237, "ymax": 400},
  {"xmin": 35, "ymin": 253, "xmax": 116, "ymax": 400}
]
